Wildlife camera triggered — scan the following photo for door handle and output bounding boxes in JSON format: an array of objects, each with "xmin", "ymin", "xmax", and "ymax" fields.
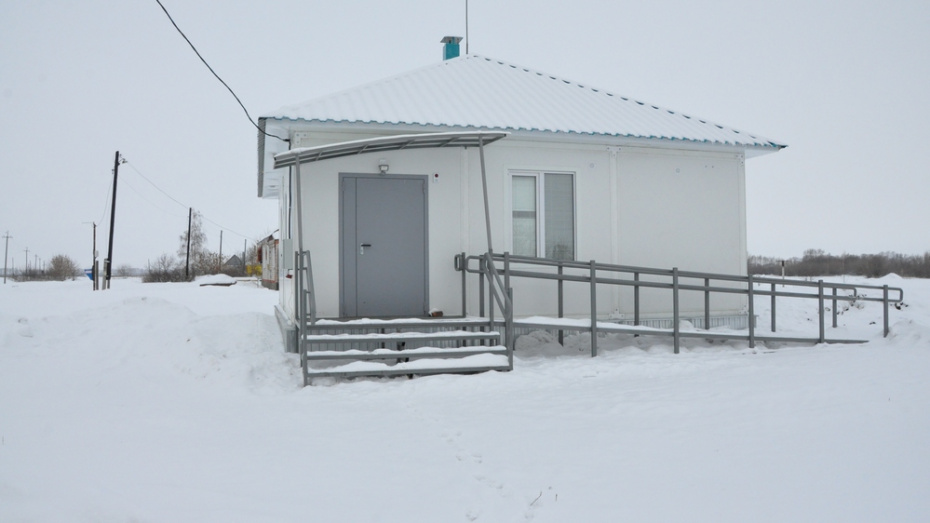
[{"xmin": 360, "ymin": 243, "xmax": 372, "ymax": 255}]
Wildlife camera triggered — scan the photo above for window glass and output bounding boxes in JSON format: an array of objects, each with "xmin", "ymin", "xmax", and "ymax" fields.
[
  {"xmin": 544, "ymin": 173, "xmax": 574, "ymax": 260},
  {"xmin": 511, "ymin": 176, "xmax": 537, "ymax": 257}
]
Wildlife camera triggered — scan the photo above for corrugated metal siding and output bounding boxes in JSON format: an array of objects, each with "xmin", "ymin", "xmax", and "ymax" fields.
[{"xmin": 267, "ymin": 55, "xmax": 784, "ymax": 150}]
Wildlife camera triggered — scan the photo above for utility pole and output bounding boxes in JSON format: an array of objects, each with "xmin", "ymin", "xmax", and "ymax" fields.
[
  {"xmin": 83, "ymin": 221, "xmax": 98, "ymax": 289},
  {"xmin": 243, "ymin": 239, "xmax": 247, "ymax": 276},
  {"xmin": 105, "ymin": 151, "xmax": 122, "ymax": 289},
  {"xmin": 92, "ymin": 222, "xmax": 97, "ymax": 290},
  {"xmin": 23, "ymin": 247, "xmax": 29, "ymax": 275},
  {"xmin": 185, "ymin": 207, "xmax": 192, "ymax": 280},
  {"xmin": 218, "ymin": 230, "xmax": 223, "ymax": 274},
  {"xmin": 2, "ymin": 231, "xmax": 10, "ymax": 284}
]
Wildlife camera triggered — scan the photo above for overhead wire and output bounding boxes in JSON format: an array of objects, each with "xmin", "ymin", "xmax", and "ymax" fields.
[
  {"xmin": 198, "ymin": 215, "xmax": 256, "ymax": 242},
  {"xmin": 123, "ymin": 159, "xmax": 260, "ymax": 242},
  {"xmin": 98, "ymin": 172, "xmax": 113, "ymax": 225},
  {"xmin": 124, "ymin": 162, "xmax": 188, "ymax": 211},
  {"xmin": 153, "ymin": 0, "xmax": 288, "ymax": 144},
  {"xmin": 119, "ymin": 175, "xmax": 189, "ymax": 220}
]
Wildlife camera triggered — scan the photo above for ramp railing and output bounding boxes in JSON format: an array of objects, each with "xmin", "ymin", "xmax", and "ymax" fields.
[
  {"xmin": 457, "ymin": 252, "xmax": 904, "ymax": 355},
  {"xmin": 455, "ymin": 251, "xmax": 515, "ymax": 369},
  {"xmin": 294, "ymin": 250, "xmax": 316, "ymax": 364}
]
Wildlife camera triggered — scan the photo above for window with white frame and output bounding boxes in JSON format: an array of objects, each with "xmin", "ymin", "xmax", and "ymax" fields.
[{"xmin": 511, "ymin": 171, "xmax": 575, "ymax": 260}]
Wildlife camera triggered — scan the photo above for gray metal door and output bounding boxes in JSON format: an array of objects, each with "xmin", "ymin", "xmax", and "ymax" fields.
[{"xmin": 341, "ymin": 175, "xmax": 428, "ymax": 317}]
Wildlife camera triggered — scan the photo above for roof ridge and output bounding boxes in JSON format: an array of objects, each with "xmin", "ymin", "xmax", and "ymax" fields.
[
  {"xmin": 467, "ymin": 55, "xmax": 715, "ymax": 127},
  {"xmin": 461, "ymin": 54, "xmax": 774, "ymax": 144}
]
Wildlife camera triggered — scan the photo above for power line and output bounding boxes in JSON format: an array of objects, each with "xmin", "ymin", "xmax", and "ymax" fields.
[
  {"xmin": 199, "ymin": 214, "xmax": 256, "ymax": 242},
  {"xmin": 124, "ymin": 162, "xmax": 188, "ymax": 211},
  {"xmin": 99, "ymin": 172, "xmax": 113, "ymax": 225},
  {"xmin": 120, "ymin": 176, "xmax": 189, "ymax": 219},
  {"xmin": 153, "ymin": 0, "xmax": 288, "ymax": 144},
  {"xmin": 123, "ymin": 159, "xmax": 260, "ymax": 242}
]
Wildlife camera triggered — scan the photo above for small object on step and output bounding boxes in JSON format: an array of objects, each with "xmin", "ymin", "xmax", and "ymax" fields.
[{"xmin": 429, "ymin": 308, "xmax": 444, "ymax": 317}]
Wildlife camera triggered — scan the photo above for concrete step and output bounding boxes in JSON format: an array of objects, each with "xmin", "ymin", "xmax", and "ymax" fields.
[
  {"xmin": 304, "ymin": 330, "xmax": 501, "ymax": 344},
  {"xmin": 305, "ymin": 345, "xmax": 508, "ymax": 361},
  {"xmin": 304, "ymin": 352, "xmax": 511, "ymax": 380}
]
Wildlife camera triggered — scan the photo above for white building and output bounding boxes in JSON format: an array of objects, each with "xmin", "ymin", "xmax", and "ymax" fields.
[{"xmin": 257, "ymin": 42, "xmax": 785, "ymax": 347}]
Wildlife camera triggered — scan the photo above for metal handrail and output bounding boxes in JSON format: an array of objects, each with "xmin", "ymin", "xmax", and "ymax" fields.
[
  {"xmin": 457, "ymin": 252, "xmax": 905, "ymax": 355},
  {"xmin": 294, "ymin": 250, "xmax": 317, "ymax": 378},
  {"xmin": 467, "ymin": 252, "xmax": 514, "ymax": 369},
  {"xmin": 294, "ymin": 250, "xmax": 317, "ymax": 325}
]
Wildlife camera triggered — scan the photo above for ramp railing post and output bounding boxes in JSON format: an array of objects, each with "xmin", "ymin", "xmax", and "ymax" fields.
[
  {"xmin": 672, "ymin": 268, "xmax": 680, "ymax": 354},
  {"xmin": 557, "ymin": 264, "xmax": 564, "ymax": 345},
  {"xmin": 704, "ymin": 277, "xmax": 710, "ymax": 330},
  {"xmin": 634, "ymin": 272, "xmax": 640, "ymax": 326},
  {"xmin": 883, "ymin": 285, "xmax": 890, "ymax": 337},
  {"xmin": 458, "ymin": 252, "xmax": 466, "ymax": 317},
  {"xmin": 479, "ymin": 260, "xmax": 485, "ymax": 319},
  {"xmin": 486, "ymin": 255, "xmax": 495, "ymax": 327},
  {"xmin": 294, "ymin": 250, "xmax": 301, "ymax": 326},
  {"xmin": 771, "ymin": 282, "xmax": 777, "ymax": 332},
  {"xmin": 747, "ymin": 274, "xmax": 755, "ymax": 348},
  {"xmin": 832, "ymin": 287, "xmax": 838, "ymax": 329},
  {"xmin": 590, "ymin": 260, "xmax": 597, "ymax": 357},
  {"xmin": 305, "ymin": 250, "xmax": 317, "ymax": 324},
  {"xmin": 506, "ymin": 287, "xmax": 515, "ymax": 369},
  {"xmin": 504, "ymin": 252, "xmax": 511, "ymax": 303},
  {"xmin": 295, "ymin": 251, "xmax": 307, "ymax": 384},
  {"xmin": 818, "ymin": 280, "xmax": 825, "ymax": 343},
  {"xmin": 503, "ymin": 251, "xmax": 512, "ymax": 354}
]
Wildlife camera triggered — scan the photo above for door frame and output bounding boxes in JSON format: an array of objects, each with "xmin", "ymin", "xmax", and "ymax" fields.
[{"xmin": 338, "ymin": 172, "xmax": 429, "ymax": 318}]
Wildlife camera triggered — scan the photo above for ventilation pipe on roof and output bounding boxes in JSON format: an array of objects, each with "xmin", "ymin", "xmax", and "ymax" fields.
[{"xmin": 441, "ymin": 36, "xmax": 463, "ymax": 60}]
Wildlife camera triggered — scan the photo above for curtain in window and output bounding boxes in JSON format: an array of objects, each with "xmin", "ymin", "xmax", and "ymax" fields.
[
  {"xmin": 544, "ymin": 173, "xmax": 574, "ymax": 260},
  {"xmin": 512, "ymin": 176, "xmax": 537, "ymax": 257}
]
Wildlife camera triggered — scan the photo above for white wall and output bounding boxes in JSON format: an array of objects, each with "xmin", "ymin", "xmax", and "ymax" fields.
[
  {"xmin": 274, "ymin": 129, "xmax": 749, "ymax": 321},
  {"xmin": 616, "ymin": 147, "xmax": 747, "ymax": 317}
]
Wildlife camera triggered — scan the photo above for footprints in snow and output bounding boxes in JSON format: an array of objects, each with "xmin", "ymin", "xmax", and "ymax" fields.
[
  {"xmin": 406, "ymin": 402, "xmax": 555, "ymax": 520},
  {"xmin": 17, "ymin": 318, "xmax": 33, "ymax": 338}
]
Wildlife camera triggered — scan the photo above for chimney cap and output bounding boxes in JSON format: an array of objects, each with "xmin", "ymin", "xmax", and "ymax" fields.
[{"xmin": 440, "ymin": 36, "xmax": 463, "ymax": 44}]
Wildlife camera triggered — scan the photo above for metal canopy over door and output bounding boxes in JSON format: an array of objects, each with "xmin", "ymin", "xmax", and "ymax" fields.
[{"xmin": 341, "ymin": 174, "xmax": 428, "ymax": 317}]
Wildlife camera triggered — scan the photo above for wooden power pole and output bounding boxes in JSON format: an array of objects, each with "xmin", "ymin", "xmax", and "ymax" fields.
[
  {"xmin": 2, "ymin": 231, "xmax": 10, "ymax": 284},
  {"xmin": 105, "ymin": 151, "xmax": 121, "ymax": 289},
  {"xmin": 185, "ymin": 207, "xmax": 192, "ymax": 280}
]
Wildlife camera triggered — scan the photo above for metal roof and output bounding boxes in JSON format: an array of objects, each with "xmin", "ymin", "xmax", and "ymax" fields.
[
  {"xmin": 273, "ymin": 131, "xmax": 508, "ymax": 169},
  {"xmin": 264, "ymin": 54, "xmax": 785, "ymax": 152}
]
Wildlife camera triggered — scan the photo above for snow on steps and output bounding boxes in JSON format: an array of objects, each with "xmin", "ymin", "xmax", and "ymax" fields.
[
  {"xmin": 304, "ymin": 330, "xmax": 502, "ymax": 344},
  {"xmin": 301, "ymin": 317, "xmax": 511, "ymax": 383},
  {"xmin": 304, "ymin": 350, "xmax": 511, "ymax": 380},
  {"xmin": 304, "ymin": 344, "xmax": 508, "ymax": 361}
]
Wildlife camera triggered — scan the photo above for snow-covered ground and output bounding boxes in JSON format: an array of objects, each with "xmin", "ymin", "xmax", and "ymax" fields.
[{"xmin": 1, "ymin": 275, "xmax": 928, "ymax": 522}]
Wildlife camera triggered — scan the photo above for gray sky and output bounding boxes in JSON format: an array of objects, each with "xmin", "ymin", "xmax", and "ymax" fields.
[{"xmin": 2, "ymin": 0, "xmax": 928, "ymax": 271}]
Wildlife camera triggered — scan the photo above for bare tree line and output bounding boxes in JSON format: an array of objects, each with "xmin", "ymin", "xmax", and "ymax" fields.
[
  {"xmin": 143, "ymin": 210, "xmax": 261, "ymax": 283},
  {"xmin": 10, "ymin": 254, "xmax": 82, "ymax": 282},
  {"xmin": 749, "ymin": 250, "xmax": 930, "ymax": 278}
]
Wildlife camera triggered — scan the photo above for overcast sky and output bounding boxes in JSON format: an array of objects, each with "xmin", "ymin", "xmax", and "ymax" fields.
[{"xmin": 2, "ymin": 0, "xmax": 928, "ymax": 271}]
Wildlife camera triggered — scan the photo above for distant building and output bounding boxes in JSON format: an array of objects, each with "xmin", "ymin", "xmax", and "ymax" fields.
[
  {"xmin": 257, "ymin": 233, "xmax": 278, "ymax": 290},
  {"xmin": 223, "ymin": 255, "xmax": 243, "ymax": 272}
]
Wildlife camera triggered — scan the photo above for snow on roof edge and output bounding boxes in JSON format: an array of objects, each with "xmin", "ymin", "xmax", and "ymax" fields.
[{"xmin": 262, "ymin": 115, "xmax": 786, "ymax": 151}]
